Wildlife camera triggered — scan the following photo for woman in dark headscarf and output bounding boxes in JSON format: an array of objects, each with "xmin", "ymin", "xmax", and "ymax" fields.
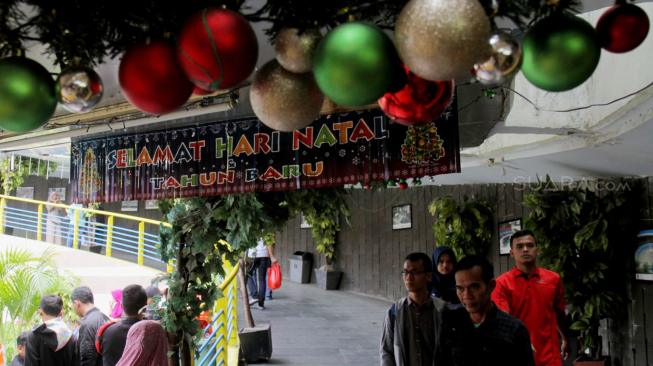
[{"xmin": 431, "ymin": 246, "xmax": 460, "ymax": 304}]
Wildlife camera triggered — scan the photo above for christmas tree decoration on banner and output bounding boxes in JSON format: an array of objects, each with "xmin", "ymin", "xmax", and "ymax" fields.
[
  {"xmin": 177, "ymin": 8, "xmax": 258, "ymax": 91},
  {"xmin": 56, "ymin": 67, "xmax": 103, "ymax": 113},
  {"xmin": 522, "ymin": 13, "xmax": 601, "ymax": 92},
  {"xmin": 250, "ymin": 60, "xmax": 324, "ymax": 132},
  {"xmin": 596, "ymin": 0, "xmax": 650, "ymax": 53},
  {"xmin": 378, "ymin": 66, "xmax": 454, "ymax": 126},
  {"xmin": 0, "ymin": 57, "xmax": 57, "ymax": 132},
  {"xmin": 119, "ymin": 41, "xmax": 194, "ymax": 114},
  {"xmin": 473, "ymin": 31, "xmax": 522, "ymax": 86},
  {"xmin": 395, "ymin": 0, "xmax": 491, "ymax": 81},
  {"xmin": 313, "ymin": 22, "xmax": 403, "ymax": 107},
  {"xmin": 275, "ymin": 28, "xmax": 322, "ymax": 73},
  {"xmin": 401, "ymin": 123, "xmax": 446, "ymax": 166}
]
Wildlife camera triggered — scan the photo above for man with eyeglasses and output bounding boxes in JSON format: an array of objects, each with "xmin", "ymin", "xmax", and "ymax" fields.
[
  {"xmin": 492, "ymin": 230, "xmax": 569, "ymax": 366},
  {"xmin": 440, "ymin": 255, "xmax": 534, "ymax": 366},
  {"xmin": 380, "ymin": 252, "xmax": 446, "ymax": 366}
]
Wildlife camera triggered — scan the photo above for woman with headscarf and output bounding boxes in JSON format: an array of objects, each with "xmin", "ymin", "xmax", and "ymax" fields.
[
  {"xmin": 110, "ymin": 289, "xmax": 123, "ymax": 319},
  {"xmin": 116, "ymin": 320, "xmax": 168, "ymax": 366},
  {"xmin": 431, "ymin": 246, "xmax": 460, "ymax": 305}
]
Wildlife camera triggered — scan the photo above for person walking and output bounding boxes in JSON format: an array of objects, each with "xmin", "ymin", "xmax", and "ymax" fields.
[
  {"xmin": 99, "ymin": 285, "xmax": 148, "ymax": 366},
  {"xmin": 492, "ymin": 230, "xmax": 569, "ymax": 366},
  {"xmin": 430, "ymin": 246, "xmax": 460, "ymax": 305},
  {"xmin": 45, "ymin": 192, "xmax": 65, "ymax": 245},
  {"xmin": 24, "ymin": 295, "xmax": 76, "ymax": 366},
  {"xmin": 439, "ymin": 255, "xmax": 534, "ymax": 366},
  {"xmin": 116, "ymin": 320, "xmax": 168, "ymax": 366},
  {"xmin": 71, "ymin": 286, "xmax": 109, "ymax": 366},
  {"xmin": 247, "ymin": 237, "xmax": 277, "ymax": 310},
  {"xmin": 380, "ymin": 252, "xmax": 446, "ymax": 366}
]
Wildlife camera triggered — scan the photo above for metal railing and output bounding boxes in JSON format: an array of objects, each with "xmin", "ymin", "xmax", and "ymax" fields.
[
  {"xmin": 0, "ymin": 194, "xmax": 173, "ymax": 272},
  {"xmin": 0, "ymin": 194, "xmax": 241, "ymax": 366},
  {"xmin": 195, "ymin": 257, "xmax": 240, "ymax": 366}
]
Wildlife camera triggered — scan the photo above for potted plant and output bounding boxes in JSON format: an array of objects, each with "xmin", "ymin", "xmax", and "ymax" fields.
[
  {"xmin": 523, "ymin": 178, "xmax": 641, "ymax": 365},
  {"xmin": 291, "ymin": 188, "xmax": 351, "ymax": 290},
  {"xmin": 428, "ymin": 195, "xmax": 493, "ymax": 257}
]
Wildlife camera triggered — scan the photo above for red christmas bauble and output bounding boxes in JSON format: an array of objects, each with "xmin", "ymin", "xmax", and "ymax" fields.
[
  {"xmin": 378, "ymin": 66, "xmax": 454, "ymax": 126},
  {"xmin": 399, "ymin": 182, "xmax": 408, "ymax": 190},
  {"xmin": 178, "ymin": 8, "xmax": 258, "ymax": 91},
  {"xmin": 119, "ymin": 41, "xmax": 193, "ymax": 114},
  {"xmin": 596, "ymin": 2, "xmax": 650, "ymax": 53}
]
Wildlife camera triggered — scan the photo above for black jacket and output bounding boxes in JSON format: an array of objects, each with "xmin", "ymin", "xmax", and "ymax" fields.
[
  {"xmin": 24, "ymin": 319, "xmax": 76, "ymax": 366},
  {"xmin": 78, "ymin": 308, "xmax": 109, "ymax": 366},
  {"xmin": 100, "ymin": 318, "xmax": 141, "ymax": 366},
  {"xmin": 440, "ymin": 304, "xmax": 534, "ymax": 366}
]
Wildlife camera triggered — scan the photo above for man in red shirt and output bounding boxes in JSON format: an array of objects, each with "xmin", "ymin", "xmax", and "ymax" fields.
[{"xmin": 492, "ymin": 230, "xmax": 569, "ymax": 366}]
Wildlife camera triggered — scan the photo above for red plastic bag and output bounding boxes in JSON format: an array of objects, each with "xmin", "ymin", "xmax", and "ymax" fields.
[{"xmin": 267, "ymin": 262, "xmax": 282, "ymax": 290}]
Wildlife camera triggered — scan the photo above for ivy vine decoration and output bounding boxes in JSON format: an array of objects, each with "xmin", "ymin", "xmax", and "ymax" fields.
[
  {"xmin": 523, "ymin": 177, "xmax": 641, "ymax": 360},
  {"xmin": 427, "ymin": 195, "xmax": 493, "ymax": 258}
]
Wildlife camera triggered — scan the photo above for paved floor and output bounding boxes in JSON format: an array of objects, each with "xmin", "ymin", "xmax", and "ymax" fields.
[
  {"xmin": 239, "ymin": 280, "xmax": 392, "ymax": 365},
  {"xmin": 0, "ymin": 234, "xmax": 163, "ymax": 316}
]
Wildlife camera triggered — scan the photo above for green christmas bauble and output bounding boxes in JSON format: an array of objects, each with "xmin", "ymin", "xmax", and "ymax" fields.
[
  {"xmin": 313, "ymin": 22, "xmax": 402, "ymax": 107},
  {"xmin": 0, "ymin": 57, "xmax": 57, "ymax": 132},
  {"xmin": 522, "ymin": 14, "xmax": 601, "ymax": 92}
]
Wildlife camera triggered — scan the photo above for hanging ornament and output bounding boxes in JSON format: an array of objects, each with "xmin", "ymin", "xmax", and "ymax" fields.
[
  {"xmin": 387, "ymin": 179, "xmax": 397, "ymax": 187},
  {"xmin": 56, "ymin": 67, "xmax": 103, "ymax": 113},
  {"xmin": 119, "ymin": 41, "xmax": 194, "ymax": 114},
  {"xmin": 395, "ymin": 0, "xmax": 491, "ymax": 81},
  {"xmin": 378, "ymin": 65, "xmax": 454, "ymax": 126},
  {"xmin": 399, "ymin": 179, "xmax": 408, "ymax": 190},
  {"xmin": 313, "ymin": 22, "xmax": 403, "ymax": 107},
  {"xmin": 414, "ymin": 177, "xmax": 422, "ymax": 186},
  {"xmin": 596, "ymin": 1, "xmax": 650, "ymax": 53},
  {"xmin": 275, "ymin": 28, "xmax": 322, "ymax": 73},
  {"xmin": 193, "ymin": 86, "xmax": 213, "ymax": 96},
  {"xmin": 473, "ymin": 31, "xmax": 522, "ymax": 86},
  {"xmin": 522, "ymin": 14, "xmax": 601, "ymax": 92},
  {"xmin": 178, "ymin": 8, "xmax": 258, "ymax": 91},
  {"xmin": 250, "ymin": 60, "xmax": 324, "ymax": 132},
  {"xmin": 0, "ymin": 57, "xmax": 56, "ymax": 133}
]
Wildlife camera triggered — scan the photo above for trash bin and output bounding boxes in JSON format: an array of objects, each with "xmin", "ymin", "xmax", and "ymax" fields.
[{"xmin": 289, "ymin": 251, "xmax": 313, "ymax": 283}]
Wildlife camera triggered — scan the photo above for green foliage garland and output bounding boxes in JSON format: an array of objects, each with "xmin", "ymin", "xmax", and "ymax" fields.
[
  {"xmin": 428, "ymin": 195, "xmax": 493, "ymax": 258},
  {"xmin": 523, "ymin": 178, "xmax": 641, "ymax": 359}
]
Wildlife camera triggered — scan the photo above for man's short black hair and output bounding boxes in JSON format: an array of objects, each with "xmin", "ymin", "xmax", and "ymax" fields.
[
  {"xmin": 510, "ymin": 229, "xmax": 537, "ymax": 247},
  {"xmin": 40, "ymin": 295, "xmax": 63, "ymax": 316},
  {"xmin": 404, "ymin": 252, "xmax": 433, "ymax": 273},
  {"xmin": 145, "ymin": 285, "xmax": 161, "ymax": 298},
  {"xmin": 71, "ymin": 286, "xmax": 94, "ymax": 304},
  {"xmin": 122, "ymin": 284, "xmax": 148, "ymax": 316},
  {"xmin": 454, "ymin": 255, "xmax": 494, "ymax": 284},
  {"xmin": 17, "ymin": 331, "xmax": 28, "ymax": 346}
]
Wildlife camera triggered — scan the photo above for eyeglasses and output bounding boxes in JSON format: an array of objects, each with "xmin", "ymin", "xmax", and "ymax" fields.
[{"xmin": 401, "ymin": 270, "xmax": 427, "ymax": 277}]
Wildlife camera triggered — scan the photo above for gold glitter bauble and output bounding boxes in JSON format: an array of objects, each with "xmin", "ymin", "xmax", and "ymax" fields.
[
  {"xmin": 275, "ymin": 28, "xmax": 322, "ymax": 73},
  {"xmin": 250, "ymin": 60, "xmax": 324, "ymax": 131},
  {"xmin": 396, "ymin": 0, "xmax": 491, "ymax": 81}
]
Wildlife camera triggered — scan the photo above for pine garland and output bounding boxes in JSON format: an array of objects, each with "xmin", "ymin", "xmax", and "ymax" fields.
[{"xmin": 0, "ymin": 0, "xmax": 584, "ymax": 68}]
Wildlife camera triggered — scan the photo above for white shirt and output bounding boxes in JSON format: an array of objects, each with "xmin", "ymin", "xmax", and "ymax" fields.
[{"xmin": 248, "ymin": 238, "xmax": 269, "ymax": 258}]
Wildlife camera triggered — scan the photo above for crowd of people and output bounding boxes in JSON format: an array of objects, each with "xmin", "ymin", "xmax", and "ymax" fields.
[
  {"xmin": 7, "ymin": 284, "xmax": 167, "ymax": 366},
  {"xmin": 381, "ymin": 229, "xmax": 568, "ymax": 366}
]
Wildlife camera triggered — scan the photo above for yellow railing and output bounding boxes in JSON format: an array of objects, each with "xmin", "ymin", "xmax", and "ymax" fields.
[{"xmin": 0, "ymin": 194, "xmax": 173, "ymax": 272}]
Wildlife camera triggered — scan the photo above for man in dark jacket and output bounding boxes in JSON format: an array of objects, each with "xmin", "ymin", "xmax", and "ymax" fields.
[
  {"xmin": 439, "ymin": 255, "xmax": 534, "ymax": 366},
  {"xmin": 25, "ymin": 295, "xmax": 76, "ymax": 366},
  {"xmin": 72, "ymin": 286, "xmax": 109, "ymax": 366},
  {"xmin": 99, "ymin": 284, "xmax": 147, "ymax": 366}
]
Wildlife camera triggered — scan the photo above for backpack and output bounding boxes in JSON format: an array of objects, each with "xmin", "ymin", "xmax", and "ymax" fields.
[{"xmin": 95, "ymin": 320, "xmax": 117, "ymax": 354}]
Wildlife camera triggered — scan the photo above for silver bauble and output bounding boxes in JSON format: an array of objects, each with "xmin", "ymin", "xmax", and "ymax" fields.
[
  {"xmin": 275, "ymin": 28, "xmax": 322, "ymax": 73},
  {"xmin": 395, "ymin": 0, "xmax": 491, "ymax": 81},
  {"xmin": 473, "ymin": 31, "xmax": 522, "ymax": 86},
  {"xmin": 250, "ymin": 60, "xmax": 324, "ymax": 132},
  {"xmin": 56, "ymin": 67, "xmax": 103, "ymax": 113}
]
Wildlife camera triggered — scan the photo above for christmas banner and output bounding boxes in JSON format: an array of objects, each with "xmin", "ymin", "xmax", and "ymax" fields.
[{"xmin": 70, "ymin": 108, "xmax": 460, "ymax": 203}]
